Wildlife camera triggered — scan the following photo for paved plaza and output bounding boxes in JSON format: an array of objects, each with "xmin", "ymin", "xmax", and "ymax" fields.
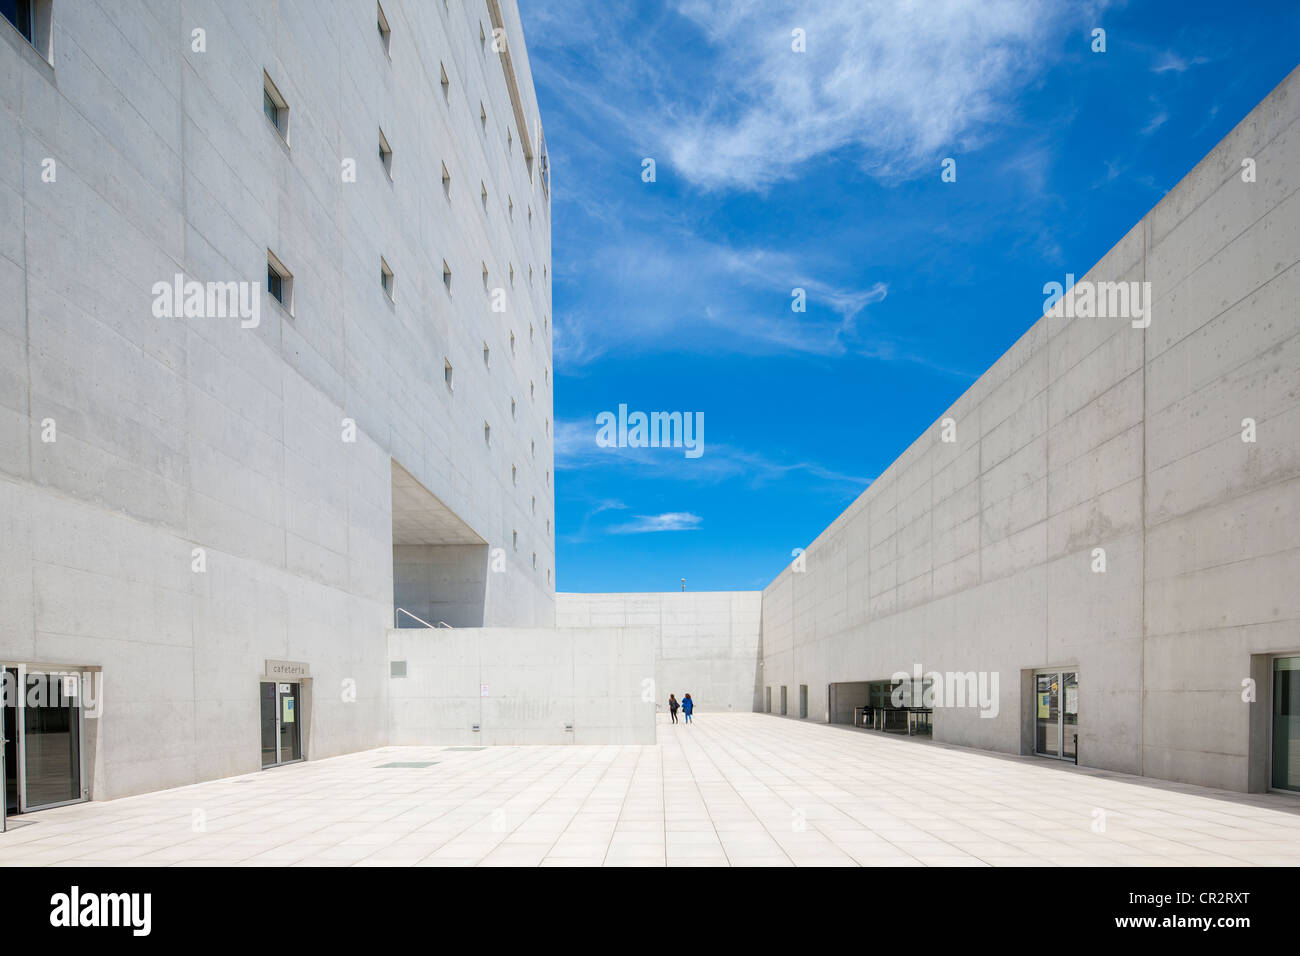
[{"xmin": 2, "ymin": 714, "xmax": 1298, "ymax": 867}]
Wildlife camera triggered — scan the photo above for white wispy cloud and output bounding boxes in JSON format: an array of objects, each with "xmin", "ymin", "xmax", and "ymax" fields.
[
  {"xmin": 1151, "ymin": 51, "xmax": 1210, "ymax": 74},
  {"xmin": 609, "ymin": 512, "xmax": 703, "ymax": 534},
  {"xmin": 554, "ymin": 418, "xmax": 872, "ymax": 492},
  {"xmin": 657, "ymin": 0, "xmax": 1078, "ymax": 191}
]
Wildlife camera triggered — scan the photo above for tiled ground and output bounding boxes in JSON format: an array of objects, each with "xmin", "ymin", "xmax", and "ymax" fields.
[{"xmin": 3, "ymin": 714, "xmax": 1299, "ymax": 866}]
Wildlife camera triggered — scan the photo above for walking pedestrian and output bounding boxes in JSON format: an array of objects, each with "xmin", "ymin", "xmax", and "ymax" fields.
[
  {"xmin": 668, "ymin": 694, "xmax": 679, "ymax": 724},
  {"xmin": 682, "ymin": 693, "xmax": 694, "ymax": 724}
]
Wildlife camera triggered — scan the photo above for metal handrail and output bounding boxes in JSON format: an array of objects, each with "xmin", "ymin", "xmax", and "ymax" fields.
[{"xmin": 394, "ymin": 608, "xmax": 453, "ymax": 629}]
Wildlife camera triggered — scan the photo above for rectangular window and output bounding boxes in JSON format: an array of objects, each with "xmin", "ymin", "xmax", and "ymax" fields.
[
  {"xmin": 263, "ymin": 71, "xmax": 289, "ymax": 142},
  {"xmin": 267, "ymin": 250, "xmax": 293, "ymax": 314},
  {"xmin": 380, "ymin": 257, "xmax": 394, "ymax": 301},
  {"xmin": 2, "ymin": 0, "xmax": 33, "ymax": 42},
  {"xmin": 376, "ymin": 2, "xmax": 391, "ymax": 56},
  {"xmin": 3, "ymin": 0, "xmax": 51, "ymax": 60},
  {"xmin": 378, "ymin": 128, "xmax": 393, "ymax": 179}
]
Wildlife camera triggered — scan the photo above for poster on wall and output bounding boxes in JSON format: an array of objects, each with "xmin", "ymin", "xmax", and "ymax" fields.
[{"xmin": 1037, "ymin": 693, "xmax": 1051, "ymax": 719}]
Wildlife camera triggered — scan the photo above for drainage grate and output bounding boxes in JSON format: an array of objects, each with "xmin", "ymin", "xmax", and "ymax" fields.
[
  {"xmin": 443, "ymin": 747, "xmax": 485, "ymax": 752},
  {"xmin": 375, "ymin": 761, "xmax": 438, "ymax": 768}
]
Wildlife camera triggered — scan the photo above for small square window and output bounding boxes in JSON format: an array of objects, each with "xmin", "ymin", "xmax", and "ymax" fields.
[
  {"xmin": 444, "ymin": 359, "xmax": 454, "ymax": 391},
  {"xmin": 380, "ymin": 257, "xmax": 395, "ymax": 301},
  {"xmin": 479, "ymin": 22, "xmax": 486, "ymax": 49},
  {"xmin": 440, "ymin": 63, "xmax": 449, "ymax": 99},
  {"xmin": 377, "ymin": 2, "xmax": 392, "ymax": 55},
  {"xmin": 530, "ymin": 439, "xmax": 535, "ymax": 458},
  {"xmin": 263, "ymin": 72, "xmax": 289, "ymax": 142},
  {"xmin": 481, "ymin": 181, "xmax": 488, "ymax": 210},
  {"xmin": 441, "ymin": 162, "xmax": 451, "ymax": 197},
  {"xmin": 481, "ymin": 262, "xmax": 489, "ymax": 289},
  {"xmin": 508, "ymin": 195, "xmax": 513, "ymax": 219},
  {"xmin": 511, "ymin": 465, "xmax": 517, "ymax": 485},
  {"xmin": 530, "ymin": 380, "xmax": 534, "ymax": 400},
  {"xmin": 442, "ymin": 260, "xmax": 452, "ymax": 291},
  {"xmin": 509, "ymin": 331, "xmax": 516, "ymax": 354},
  {"xmin": 531, "ymin": 495, "xmax": 535, "ymax": 514},
  {"xmin": 480, "ymin": 102, "xmax": 487, "ymax": 131},
  {"xmin": 529, "ymin": 323, "xmax": 534, "ymax": 342},
  {"xmin": 512, "ymin": 530, "xmax": 518, "ymax": 551},
  {"xmin": 379, "ymin": 128, "xmax": 393, "ymax": 179},
  {"xmin": 484, "ymin": 422, "xmax": 491, "ymax": 446},
  {"xmin": 482, "ymin": 342, "xmax": 490, "ymax": 367},
  {"xmin": 510, "ymin": 398, "xmax": 516, "ymax": 419},
  {"xmin": 508, "ymin": 263, "xmax": 514, "ymax": 286},
  {"xmin": 267, "ymin": 250, "xmax": 293, "ymax": 314},
  {"xmin": 531, "ymin": 553, "xmax": 537, "ymax": 570}
]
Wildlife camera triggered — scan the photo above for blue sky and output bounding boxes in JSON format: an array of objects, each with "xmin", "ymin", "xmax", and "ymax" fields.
[{"xmin": 517, "ymin": 0, "xmax": 1300, "ymax": 593}]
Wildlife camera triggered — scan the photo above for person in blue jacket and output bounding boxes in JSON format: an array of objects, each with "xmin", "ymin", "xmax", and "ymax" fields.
[{"xmin": 681, "ymin": 693, "xmax": 694, "ymax": 723}]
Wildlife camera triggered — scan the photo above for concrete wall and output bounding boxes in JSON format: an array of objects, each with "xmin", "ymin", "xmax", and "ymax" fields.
[
  {"xmin": 760, "ymin": 65, "xmax": 1300, "ymax": 792},
  {"xmin": 0, "ymin": 0, "xmax": 553, "ymax": 800},
  {"xmin": 387, "ymin": 626, "xmax": 656, "ymax": 745},
  {"xmin": 556, "ymin": 592, "xmax": 763, "ymax": 712}
]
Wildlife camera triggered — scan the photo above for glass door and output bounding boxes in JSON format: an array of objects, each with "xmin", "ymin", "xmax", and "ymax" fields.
[
  {"xmin": 22, "ymin": 670, "xmax": 83, "ymax": 810},
  {"xmin": 1273, "ymin": 656, "xmax": 1299, "ymax": 792},
  {"xmin": 3, "ymin": 668, "xmax": 17, "ymax": 816},
  {"xmin": 260, "ymin": 682, "xmax": 278, "ymax": 767},
  {"xmin": 1062, "ymin": 672, "xmax": 1079, "ymax": 760},
  {"xmin": 1036, "ymin": 670, "xmax": 1079, "ymax": 760},
  {"xmin": 278, "ymin": 683, "xmax": 301, "ymax": 763},
  {"xmin": 260, "ymin": 681, "xmax": 302, "ymax": 768},
  {"xmin": 1035, "ymin": 672, "xmax": 1060, "ymax": 756}
]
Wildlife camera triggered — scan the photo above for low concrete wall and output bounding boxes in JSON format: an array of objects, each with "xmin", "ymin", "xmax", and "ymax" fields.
[
  {"xmin": 387, "ymin": 627, "xmax": 656, "ymax": 745},
  {"xmin": 556, "ymin": 592, "xmax": 763, "ymax": 713}
]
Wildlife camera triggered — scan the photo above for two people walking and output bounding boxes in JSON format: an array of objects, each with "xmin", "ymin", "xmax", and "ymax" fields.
[{"xmin": 668, "ymin": 693, "xmax": 694, "ymax": 724}]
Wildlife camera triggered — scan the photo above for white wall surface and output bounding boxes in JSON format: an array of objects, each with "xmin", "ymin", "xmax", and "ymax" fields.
[
  {"xmin": 387, "ymin": 626, "xmax": 656, "ymax": 745},
  {"xmin": 556, "ymin": 592, "xmax": 763, "ymax": 713}
]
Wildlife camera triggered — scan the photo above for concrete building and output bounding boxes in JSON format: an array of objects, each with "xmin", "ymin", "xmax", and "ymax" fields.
[
  {"xmin": 1, "ymin": 0, "xmax": 554, "ymax": 809},
  {"xmin": 759, "ymin": 63, "xmax": 1300, "ymax": 795},
  {"xmin": 1, "ymin": 0, "xmax": 1295, "ymax": 820}
]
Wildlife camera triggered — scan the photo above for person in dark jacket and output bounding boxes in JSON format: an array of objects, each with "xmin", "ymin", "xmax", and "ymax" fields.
[
  {"xmin": 668, "ymin": 694, "xmax": 680, "ymax": 724},
  {"xmin": 681, "ymin": 693, "xmax": 694, "ymax": 723}
]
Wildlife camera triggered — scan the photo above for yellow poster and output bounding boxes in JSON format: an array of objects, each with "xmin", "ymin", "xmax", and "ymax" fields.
[
  {"xmin": 1037, "ymin": 693, "xmax": 1051, "ymax": 719},
  {"xmin": 282, "ymin": 697, "xmax": 295, "ymax": 723}
]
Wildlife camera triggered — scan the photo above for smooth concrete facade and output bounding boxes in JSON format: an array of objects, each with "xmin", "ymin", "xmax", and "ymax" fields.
[
  {"xmin": 387, "ymin": 626, "xmax": 656, "ymax": 745},
  {"xmin": 759, "ymin": 65, "xmax": 1300, "ymax": 793},
  {"xmin": 0, "ymin": 0, "xmax": 553, "ymax": 801},
  {"xmin": 556, "ymin": 592, "xmax": 763, "ymax": 713}
]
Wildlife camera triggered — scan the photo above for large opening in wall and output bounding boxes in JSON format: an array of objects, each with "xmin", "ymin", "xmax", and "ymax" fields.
[
  {"xmin": 828, "ymin": 679, "xmax": 933, "ymax": 736},
  {"xmin": 390, "ymin": 460, "xmax": 489, "ymax": 628}
]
